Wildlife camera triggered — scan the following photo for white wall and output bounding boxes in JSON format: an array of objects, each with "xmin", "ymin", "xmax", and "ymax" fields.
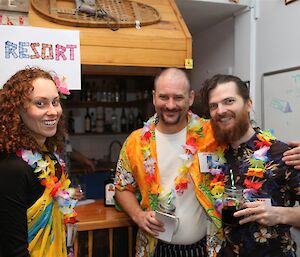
[
  {"xmin": 255, "ymin": 2, "xmax": 300, "ymax": 251},
  {"xmin": 251, "ymin": 0, "xmax": 300, "ymax": 249},
  {"xmin": 190, "ymin": 7, "xmax": 252, "ymax": 90},
  {"xmin": 255, "ymin": 0, "xmax": 300, "ymax": 126},
  {"xmin": 191, "ymin": 17, "xmax": 235, "ymax": 90},
  {"xmin": 234, "ymin": 8, "xmax": 251, "ymax": 81}
]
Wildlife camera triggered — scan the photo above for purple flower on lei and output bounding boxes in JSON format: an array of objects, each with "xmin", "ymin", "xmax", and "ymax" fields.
[{"xmin": 252, "ymin": 146, "xmax": 270, "ymax": 162}]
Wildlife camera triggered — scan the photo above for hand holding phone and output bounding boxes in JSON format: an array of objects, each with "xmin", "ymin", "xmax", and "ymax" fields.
[{"xmin": 154, "ymin": 211, "xmax": 179, "ymax": 242}]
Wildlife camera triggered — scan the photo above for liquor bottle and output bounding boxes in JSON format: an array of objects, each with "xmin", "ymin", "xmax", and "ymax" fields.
[
  {"xmin": 67, "ymin": 110, "xmax": 75, "ymax": 134},
  {"xmin": 120, "ymin": 80, "xmax": 126, "ymax": 102},
  {"xmin": 96, "ymin": 80, "xmax": 102, "ymax": 102},
  {"xmin": 115, "ymin": 83, "xmax": 120, "ymax": 102},
  {"xmin": 84, "ymin": 108, "xmax": 91, "ymax": 133},
  {"xmin": 136, "ymin": 110, "xmax": 144, "ymax": 128},
  {"xmin": 96, "ymin": 107, "xmax": 104, "ymax": 133},
  {"xmin": 91, "ymin": 111, "xmax": 96, "ymax": 132},
  {"xmin": 104, "ymin": 169, "xmax": 115, "ymax": 207},
  {"xmin": 101, "ymin": 80, "xmax": 108, "ymax": 102},
  {"xmin": 127, "ymin": 108, "xmax": 135, "ymax": 132},
  {"xmin": 91, "ymin": 81, "xmax": 97, "ymax": 101},
  {"xmin": 120, "ymin": 107, "xmax": 127, "ymax": 132},
  {"xmin": 111, "ymin": 108, "xmax": 118, "ymax": 132},
  {"xmin": 85, "ymin": 82, "xmax": 92, "ymax": 102}
]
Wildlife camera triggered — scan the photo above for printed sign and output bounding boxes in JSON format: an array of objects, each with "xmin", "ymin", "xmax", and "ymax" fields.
[{"xmin": 0, "ymin": 25, "xmax": 81, "ymax": 89}]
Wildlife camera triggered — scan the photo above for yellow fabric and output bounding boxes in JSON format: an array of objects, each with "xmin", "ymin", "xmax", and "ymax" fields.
[
  {"xmin": 115, "ymin": 115, "xmax": 224, "ymax": 257},
  {"xmin": 27, "ymin": 154, "xmax": 70, "ymax": 257}
]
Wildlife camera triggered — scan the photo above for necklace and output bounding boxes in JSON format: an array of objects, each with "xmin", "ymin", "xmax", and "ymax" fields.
[
  {"xmin": 17, "ymin": 149, "xmax": 77, "ymax": 223},
  {"xmin": 209, "ymin": 129, "xmax": 276, "ymax": 213},
  {"xmin": 141, "ymin": 111, "xmax": 204, "ymax": 200}
]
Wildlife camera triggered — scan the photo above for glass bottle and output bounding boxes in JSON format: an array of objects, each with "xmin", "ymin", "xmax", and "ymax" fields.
[
  {"xmin": 111, "ymin": 108, "xmax": 118, "ymax": 132},
  {"xmin": 67, "ymin": 110, "xmax": 75, "ymax": 134},
  {"xmin": 120, "ymin": 107, "xmax": 127, "ymax": 132},
  {"xmin": 120, "ymin": 83, "xmax": 126, "ymax": 102},
  {"xmin": 101, "ymin": 80, "xmax": 107, "ymax": 102},
  {"xmin": 96, "ymin": 107, "xmax": 104, "ymax": 133},
  {"xmin": 104, "ymin": 169, "xmax": 115, "ymax": 207},
  {"xmin": 158, "ymin": 202, "xmax": 176, "ymax": 215},
  {"xmin": 84, "ymin": 108, "xmax": 91, "ymax": 133},
  {"xmin": 115, "ymin": 83, "xmax": 120, "ymax": 102},
  {"xmin": 127, "ymin": 108, "xmax": 135, "ymax": 132},
  {"xmin": 136, "ymin": 110, "xmax": 144, "ymax": 129},
  {"xmin": 85, "ymin": 82, "xmax": 92, "ymax": 102},
  {"xmin": 90, "ymin": 111, "xmax": 96, "ymax": 132},
  {"xmin": 96, "ymin": 80, "xmax": 102, "ymax": 102}
]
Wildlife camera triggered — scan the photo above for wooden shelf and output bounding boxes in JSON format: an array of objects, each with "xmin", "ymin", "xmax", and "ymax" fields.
[{"xmin": 63, "ymin": 100, "xmax": 149, "ymax": 108}]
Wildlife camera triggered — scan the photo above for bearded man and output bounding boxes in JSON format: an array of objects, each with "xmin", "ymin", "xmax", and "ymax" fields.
[{"xmin": 200, "ymin": 74, "xmax": 300, "ymax": 257}]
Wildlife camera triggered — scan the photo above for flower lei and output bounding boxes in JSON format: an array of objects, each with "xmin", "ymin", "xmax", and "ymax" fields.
[
  {"xmin": 16, "ymin": 149, "xmax": 77, "ymax": 223},
  {"xmin": 141, "ymin": 111, "xmax": 204, "ymax": 199},
  {"xmin": 53, "ymin": 75, "xmax": 70, "ymax": 99},
  {"xmin": 209, "ymin": 129, "xmax": 276, "ymax": 214}
]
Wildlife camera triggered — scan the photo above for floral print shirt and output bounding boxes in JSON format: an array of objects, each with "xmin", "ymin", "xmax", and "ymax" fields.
[
  {"xmin": 219, "ymin": 132, "xmax": 300, "ymax": 257},
  {"xmin": 115, "ymin": 113, "xmax": 224, "ymax": 257}
]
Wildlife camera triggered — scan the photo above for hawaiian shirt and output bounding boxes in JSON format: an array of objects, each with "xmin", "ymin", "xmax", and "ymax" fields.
[
  {"xmin": 219, "ymin": 132, "xmax": 300, "ymax": 257},
  {"xmin": 115, "ymin": 112, "xmax": 224, "ymax": 257}
]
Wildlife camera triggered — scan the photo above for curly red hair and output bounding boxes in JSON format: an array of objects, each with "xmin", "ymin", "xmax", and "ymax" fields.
[{"xmin": 0, "ymin": 67, "xmax": 65, "ymax": 153}]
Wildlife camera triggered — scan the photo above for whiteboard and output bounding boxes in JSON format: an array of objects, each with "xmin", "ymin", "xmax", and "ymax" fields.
[{"xmin": 262, "ymin": 67, "xmax": 300, "ymax": 142}]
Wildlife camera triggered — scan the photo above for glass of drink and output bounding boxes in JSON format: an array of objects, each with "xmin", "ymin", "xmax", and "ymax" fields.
[
  {"xmin": 76, "ymin": 183, "xmax": 86, "ymax": 200},
  {"xmin": 222, "ymin": 185, "xmax": 244, "ymax": 226}
]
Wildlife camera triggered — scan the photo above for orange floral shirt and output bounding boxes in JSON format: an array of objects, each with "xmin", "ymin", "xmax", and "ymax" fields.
[{"xmin": 115, "ymin": 113, "xmax": 224, "ymax": 257}]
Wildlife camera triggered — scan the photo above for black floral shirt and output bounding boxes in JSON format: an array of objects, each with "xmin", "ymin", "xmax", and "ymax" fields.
[{"xmin": 219, "ymin": 132, "xmax": 300, "ymax": 257}]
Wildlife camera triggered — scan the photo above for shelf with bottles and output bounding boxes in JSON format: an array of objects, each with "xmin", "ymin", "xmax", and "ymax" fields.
[
  {"xmin": 64, "ymin": 74, "xmax": 153, "ymax": 109},
  {"xmin": 66, "ymin": 106, "xmax": 151, "ymax": 136},
  {"xmin": 65, "ymin": 74, "xmax": 154, "ymax": 135},
  {"xmin": 63, "ymin": 99, "xmax": 148, "ymax": 109}
]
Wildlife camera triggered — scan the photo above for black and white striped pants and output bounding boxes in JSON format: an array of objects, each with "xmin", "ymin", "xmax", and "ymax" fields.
[{"xmin": 153, "ymin": 237, "xmax": 207, "ymax": 257}]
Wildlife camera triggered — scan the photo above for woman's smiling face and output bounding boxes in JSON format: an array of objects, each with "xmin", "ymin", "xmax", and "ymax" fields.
[{"xmin": 20, "ymin": 78, "xmax": 62, "ymax": 146}]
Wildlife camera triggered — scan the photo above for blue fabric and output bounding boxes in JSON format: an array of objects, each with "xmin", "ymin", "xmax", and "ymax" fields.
[{"xmin": 28, "ymin": 202, "xmax": 53, "ymax": 243}]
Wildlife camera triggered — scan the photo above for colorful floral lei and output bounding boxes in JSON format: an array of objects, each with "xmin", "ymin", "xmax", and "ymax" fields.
[
  {"xmin": 209, "ymin": 129, "xmax": 276, "ymax": 214},
  {"xmin": 16, "ymin": 149, "xmax": 77, "ymax": 223},
  {"xmin": 54, "ymin": 75, "xmax": 70, "ymax": 99},
  {"xmin": 141, "ymin": 111, "xmax": 204, "ymax": 202}
]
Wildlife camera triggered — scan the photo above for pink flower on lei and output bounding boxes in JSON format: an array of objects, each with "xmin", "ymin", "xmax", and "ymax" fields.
[{"xmin": 54, "ymin": 75, "xmax": 70, "ymax": 96}]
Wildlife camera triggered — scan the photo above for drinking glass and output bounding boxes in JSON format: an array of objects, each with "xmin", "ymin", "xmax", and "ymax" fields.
[{"xmin": 222, "ymin": 185, "xmax": 244, "ymax": 226}]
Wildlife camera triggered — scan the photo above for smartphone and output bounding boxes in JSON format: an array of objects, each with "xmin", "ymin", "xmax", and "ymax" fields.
[{"xmin": 154, "ymin": 211, "xmax": 179, "ymax": 242}]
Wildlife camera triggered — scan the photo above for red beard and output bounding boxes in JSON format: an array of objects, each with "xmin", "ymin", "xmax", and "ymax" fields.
[{"xmin": 211, "ymin": 107, "xmax": 250, "ymax": 145}]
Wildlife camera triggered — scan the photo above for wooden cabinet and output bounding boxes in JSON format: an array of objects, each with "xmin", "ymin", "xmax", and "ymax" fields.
[{"xmin": 28, "ymin": 0, "xmax": 192, "ymax": 68}]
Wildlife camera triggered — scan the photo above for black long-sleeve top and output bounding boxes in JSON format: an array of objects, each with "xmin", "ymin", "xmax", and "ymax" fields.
[{"xmin": 0, "ymin": 152, "xmax": 44, "ymax": 257}]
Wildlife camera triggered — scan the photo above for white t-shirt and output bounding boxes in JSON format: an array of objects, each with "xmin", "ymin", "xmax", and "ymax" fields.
[{"xmin": 156, "ymin": 128, "xmax": 207, "ymax": 244}]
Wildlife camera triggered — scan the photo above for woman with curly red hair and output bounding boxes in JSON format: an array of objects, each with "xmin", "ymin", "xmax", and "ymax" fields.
[{"xmin": 0, "ymin": 67, "xmax": 77, "ymax": 257}]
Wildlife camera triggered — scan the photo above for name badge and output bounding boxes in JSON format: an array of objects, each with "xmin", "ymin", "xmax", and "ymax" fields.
[
  {"xmin": 198, "ymin": 152, "xmax": 221, "ymax": 173},
  {"xmin": 252, "ymin": 198, "xmax": 272, "ymax": 206}
]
